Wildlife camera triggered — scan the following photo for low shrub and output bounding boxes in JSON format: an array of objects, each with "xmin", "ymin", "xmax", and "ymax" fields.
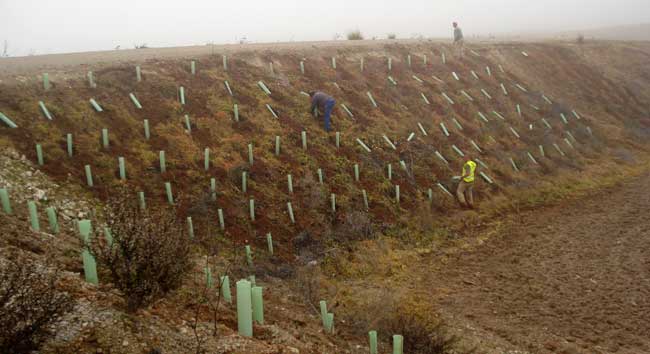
[
  {"xmin": 90, "ymin": 189, "xmax": 192, "ymax": 311},
  {"xmin": 0, "ymin": 258, "xmax": 73, "ymax": 353},
  {"xmin": 346, "ymin": 291, "xmax": 470, "ymax": 354},
  {"xmin": 347, "ymin": 30, "xmax": 364, "ymax": 40}
]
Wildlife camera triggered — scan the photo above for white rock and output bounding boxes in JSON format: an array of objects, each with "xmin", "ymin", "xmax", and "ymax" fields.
[{"xmin": 34, "ymin": 189, "xmax": 46, "ymax": 200}]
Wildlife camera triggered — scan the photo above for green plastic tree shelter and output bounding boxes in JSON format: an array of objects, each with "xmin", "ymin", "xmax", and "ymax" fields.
[
  {"xmin": 204, "ymin": 148, "xmax": 210, "ymax": 170},
  {"xmin": 187, "ymin": 217, "xmax": 194, "ymax": 239},
  {"xmin": 341, "ymin": 104, "xmax": 354, "ymax": 118},
  {"xmin": 236, "ymin": 279, "xmax": 253, "ymax": 337},
  {"xmin": 78, "ymin": 220, "xmax": 98, "ymax": 285},
  {"xmin": 43, "ymin": 73, "xmax": 50, "ymax": 90},
  {"xmin": 39, "ymin": 101, "xmax": 53, "ymax": 120},
  {"xmin": 0, "ymin": 188, "xmax": 12, "ymax": 214},
  {"xmin": 325, "ymin": 313, "xmax": 334, "ymax": 333},
  {"xmin": 78, "ymin": 219, "xmax": 92, "ymax": 244},
  {"xmin": 224, "ymin": 81, "xmax": 233, "ymax": 96},
  {"xmin": 0, "ymin": 112, "xmax": 18, "ymax": 128},
  {"xmin": 301, "ymin": 131, "xmax": 307, "ymax": 149},
  {"xmin": 82, "ymin": 250, "xmax": 99, "ymax": 285},
  {"xmin": 249, "ymin": 199, "xmax": 255, "ymax": 221},
  {"xmin": 135, "ymin": 65, "xmax": 142, "ymax": 82},
  {"xmin": 335, "ymin": 132, "xmax": 341, "ymax": 148},
  {"xmin": 220, "ymin": 275, "xmax": 232, "ymax": 303},
  {"xmin": 320, "ymin": 300, "xmax": 328, "ymax": 328},
  {"xmin": 129, "ymin": 93, "xmax": 143, "ymax": 109},
  {"xmin": 87, "ymin": 71, "xmax": 96, "ymax": 88},
  {"xmin": 257, "ymin": 81, "xmax": 271, "ymax": 95},
  {"xmin": 159, "ymin": 151, "xmax": 166, "ymax": 172},
  {"xmin": 242, "ymin": 171, "xmax": 247, "ymax": 193},
  {"xmin": 287, "ymin": 174, "xmax": 293, "ymax": 194},
  {"xmin": 66, "ymin": 134, "xmax": 73, "ymax": 157},
  {"xmin": 89, "ymin": 98, "xmax": 103, "ymax": 112},
  {"xmin": 218, "ymin": 209, "xmax": 225, "ymax": 230},
  {"xmin": 273, "ymin": 136, "xmax": 281, "ymax": 156},
  {"xmin": 103, "ymin": 227, "xmax": 113, "ymax": 246},
  {"xmin": 287, "ymin": 202, "xmax": 295, "ymax": 223},
  {"xmin": 84, "ymin": 165, "xmax": 94, "ymax": 187},
  {"xmin": 101, "ymin": 128, "xmax": 109, "ymax": 148},
  {"xmin": 201, "ymin": 266, "xmax": 212, "ymax": 289},
  {"xmin": 165, "ymin": 182, "xmax": 174, "ymax": 205},
  {"xmin": 184, "ymin": 115, "xmax": 191, "ymax": 132},
  {"xmin": 362, "ymin": 189, "xmax": 369, "ymax": 210},
  {"xmin": 393, "ymin": 335, "xmax": 403, "ymax": 354},
  {"xmin": 266, "ymin": 233, "xmax": 273, "ymax": 255},
  {"xmin": 143, "ymin": 119, "xmax": 151, "ymax": 140},
  {"xmin": 356, "ymin": 139, "xmax": 372, "ymax": 153},
  {"xmin": 266, "ymin": 104, "xmax": 278, "ymax": 118},
  {"xmin": 27, "ymin": 201, "xmax": 40, "ymax": 231},
  {"xmin": 245, "ymin": 245, "xmax": 252, "ymax": 266},
  {"xmin": 138, "ymin": 191, "xmax": 146, "ymax": 210},
  {"xmin": 46, "ymin": 207, "xmax": 59, "ymax": 234},
  {"xmin": 118, "ymin": 157, "xmax": 126, "ymax": 179},
  {"xmin": 366, "ymin": 92, "xmax": 378, "ymax": 107},
  {"xmin": 35, "ymin": 144, "xmax": 44, "ymax": 166},
  {"xmin": 369, "ymin": 331, "xmax": 378, "ymax": 354},
  {"xmin": 251, "ymin": 286, "xmax": 264, "ymax": 324},
  {"xmin": 210, "ymin": 178, "xmax": 217, "ymax": 201}
]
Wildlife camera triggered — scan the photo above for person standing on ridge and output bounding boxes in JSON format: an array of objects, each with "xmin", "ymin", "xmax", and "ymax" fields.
[
  {"xmin": 308, "ymin": 91, "xmax": 335, "ymax": 132},
  {"xmin": 453, "ymin": 22, "xmax": 465, "ymax": 58},
  {"xmin": 456, "ymin": 156, "xmax": 477, "ymax": 209}
]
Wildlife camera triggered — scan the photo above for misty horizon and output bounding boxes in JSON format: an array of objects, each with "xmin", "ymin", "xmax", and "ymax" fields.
[{"xmin": 2, "ymin": 0, "xmax": 650, "ymax": 57}]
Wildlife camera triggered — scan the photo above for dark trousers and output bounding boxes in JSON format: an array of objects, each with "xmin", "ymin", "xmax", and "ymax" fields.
[{"xmin": 323, "ymin": 98, "xmax": 335, "ymax": 132}]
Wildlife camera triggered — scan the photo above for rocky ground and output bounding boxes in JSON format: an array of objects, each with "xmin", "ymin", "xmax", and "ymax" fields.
[{"xmin": 0, "ymin": 146, "xmax": 376, "ymax": 353}]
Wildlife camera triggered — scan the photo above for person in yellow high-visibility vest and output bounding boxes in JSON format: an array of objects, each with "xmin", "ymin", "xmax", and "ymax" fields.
[{"xmin": 457, "ymin": 157, "xmax": 477, "ymax": 208}]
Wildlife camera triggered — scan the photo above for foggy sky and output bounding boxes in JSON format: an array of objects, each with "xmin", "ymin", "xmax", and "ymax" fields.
[{"xmin": 2, "ymin": 0, "xmax": 649, "ymax": 56}]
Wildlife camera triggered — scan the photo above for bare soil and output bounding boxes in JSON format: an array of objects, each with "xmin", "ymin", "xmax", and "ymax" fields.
[{"xmin": 427, "ymin": 174, "xmax": 650, "ymax": 353}]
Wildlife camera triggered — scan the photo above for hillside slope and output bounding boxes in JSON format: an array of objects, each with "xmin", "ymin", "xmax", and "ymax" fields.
[{"xmin": 1, "ymin": 39, "xmax": 649, "ymax": 353}]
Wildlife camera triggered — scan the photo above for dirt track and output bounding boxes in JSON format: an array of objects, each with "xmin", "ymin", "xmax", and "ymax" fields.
[{"xmin": 430, "ymin": 174, "xmax": 650, "ymax": 353}]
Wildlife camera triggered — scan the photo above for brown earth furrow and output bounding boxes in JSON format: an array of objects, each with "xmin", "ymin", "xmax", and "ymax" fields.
[{"xmin": 428, "ymin": 174, "xmax": 650, "ymax": 353}]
